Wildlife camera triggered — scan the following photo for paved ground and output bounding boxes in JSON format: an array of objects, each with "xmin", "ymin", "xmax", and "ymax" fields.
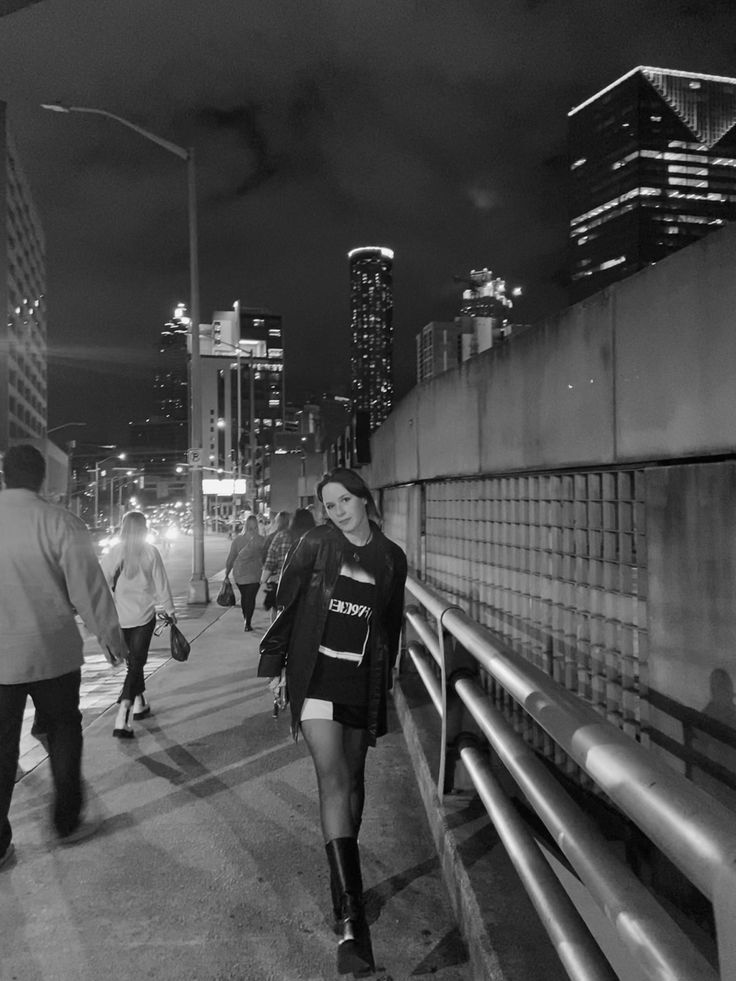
[{"xmin": 2, "ymin": 572, "xmax": 470, "ymax": 980}]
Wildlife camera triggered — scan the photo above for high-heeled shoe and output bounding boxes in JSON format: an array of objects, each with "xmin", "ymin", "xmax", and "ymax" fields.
[{"xmin": 112, "ymin": 704, "xmax": 134, "ymax": 739}]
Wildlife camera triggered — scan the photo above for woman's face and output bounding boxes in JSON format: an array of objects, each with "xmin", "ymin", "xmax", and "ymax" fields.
[{"xmin": 321, "ymin": 482, "xmax": 368, "ymax": 538}]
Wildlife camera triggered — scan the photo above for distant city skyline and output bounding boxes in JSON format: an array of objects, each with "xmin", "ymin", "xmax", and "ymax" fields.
[{"xmin": 1, "ymin": 3, "xmax": 735, "ymax": 442}]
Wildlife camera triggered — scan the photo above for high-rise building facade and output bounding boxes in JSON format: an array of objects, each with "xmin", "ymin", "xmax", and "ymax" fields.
[
  {"xmin": 348, "ymin": 246, "xmax": 394, "ymax": 432},
  {"xmin": 197, "ymin": 303, "xmax": 284, "ymax": 511},
  {"xmin": 0, "ymin": 101, "xmax": 47, "ymax": 451},
  {"xmin": 568, "ymin": 67, "xmax": 736, "ymax": 302},
  {"xmin": 126, "ymin": 306, "xmax": 190, "ymax": 502}
]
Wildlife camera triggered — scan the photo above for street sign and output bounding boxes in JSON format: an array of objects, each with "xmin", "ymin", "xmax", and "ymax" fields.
[{"xmin": 187, "ymin": 448, "xmax": 203, "ymax": 467}]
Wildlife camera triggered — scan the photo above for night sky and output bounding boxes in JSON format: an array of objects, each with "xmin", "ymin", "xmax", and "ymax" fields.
[{"xmin": 1, "ymin": 0, "xmax": 735, "ymax": 445}]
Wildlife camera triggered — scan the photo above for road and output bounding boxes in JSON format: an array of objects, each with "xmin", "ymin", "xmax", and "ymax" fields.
[{"xmin": 17, "ymin": 532, "xmax": 233, "ymax": 778}]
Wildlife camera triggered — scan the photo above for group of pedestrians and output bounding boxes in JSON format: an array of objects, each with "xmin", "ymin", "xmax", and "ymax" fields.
[
  {"xmin": 0, "ymin": 447, "xmax": 408, "ymax": 980},
  {"xmin": 224, "ymin": 507, "xmax": 318, "ymax": 631}
]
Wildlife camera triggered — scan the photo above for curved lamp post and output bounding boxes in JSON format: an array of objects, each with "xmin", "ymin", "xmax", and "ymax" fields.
[
  {"xmin": 47, "ymin": 421, "xmax": 86, "ymax": 437},
  {"xmin": 46, "ymin": 421, "xmax": 86, "ymax": 508},
  {"xmin": 41, "ymin": 102, "xmax": 208, "ymax": 602}
]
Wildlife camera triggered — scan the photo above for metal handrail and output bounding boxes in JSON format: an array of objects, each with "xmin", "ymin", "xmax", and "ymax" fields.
[{"xmin": 404, "ymin": 573, "xmax": 731, "ymax": 981}]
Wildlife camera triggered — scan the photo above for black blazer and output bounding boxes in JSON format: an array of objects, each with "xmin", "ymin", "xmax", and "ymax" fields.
[{"xmin": 259, "ymin": 521, "xmax": 407, "ymax": 744}]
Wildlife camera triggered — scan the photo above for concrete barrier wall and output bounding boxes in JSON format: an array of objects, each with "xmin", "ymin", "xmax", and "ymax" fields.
[{"xmin": 368, "ymin": 220, "xmax": 736, "ymax": 489}]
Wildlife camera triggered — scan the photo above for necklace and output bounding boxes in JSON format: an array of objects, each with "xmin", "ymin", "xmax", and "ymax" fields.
[{"xmin": 349, "ymin": 529, "xmax": 372, "ymax": 561}]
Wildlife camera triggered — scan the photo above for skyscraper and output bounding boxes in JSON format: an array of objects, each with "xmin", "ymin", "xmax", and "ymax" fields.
[
  {"xmin": 568, "ymin": 67, "xmax": 736, "ymax": 302},
  {"xmin": 0, "ymin": 101, "xmax": 47, "ymax": 450},
  {"xmin": 348, "ymin": 246, "xmax": 394, "ymax": 432}
]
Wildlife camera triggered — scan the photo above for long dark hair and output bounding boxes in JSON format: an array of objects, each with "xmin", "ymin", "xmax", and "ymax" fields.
[
  {"xmin": 315, "ymin": 468, "xmax": 380, "ymax": 522},
  {"xmin": 290, "ymin": 507, "xmax": 316, "ymax": 540}
]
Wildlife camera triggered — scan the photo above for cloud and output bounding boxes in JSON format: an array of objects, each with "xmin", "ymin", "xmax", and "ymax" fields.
[{"xmin": 198, "ymin": 103, "xmax": 279, "ymax": 196}]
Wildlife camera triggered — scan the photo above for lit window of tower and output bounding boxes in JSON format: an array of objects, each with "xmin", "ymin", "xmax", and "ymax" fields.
[{"xmin": 348, "ymin": 246, "xmax": 394, "ymax": 432}]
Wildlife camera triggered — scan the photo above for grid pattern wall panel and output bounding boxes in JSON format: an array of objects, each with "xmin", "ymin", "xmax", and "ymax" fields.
[
  {"xmin": 419, "ymin": 469, "xmax": 648, "ymax": 779},
  {"xmin": 381, "ymin": 484, "xmax": 410, "ymax": 554}
]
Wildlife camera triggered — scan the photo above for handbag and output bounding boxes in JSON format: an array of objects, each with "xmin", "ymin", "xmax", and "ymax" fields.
[
  {"xmin": 263, "ymin": 580, "xmax": 277, "ymax": 611},
  {"xmin": 157, "ymin": 612, "xmax": 191, "ymax": 662},
  {"xmin": 170, "ymin": 622, "xmax": 191, "ymax": 662},
  {"xmin": 216, "ymin": 578, "xmax": 236, "ymax": 607}
]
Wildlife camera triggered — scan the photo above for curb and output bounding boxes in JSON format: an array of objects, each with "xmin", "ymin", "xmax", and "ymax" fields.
[{"xmin": 391, "ymin": 677, "xmax": 504, "ymax": 981}]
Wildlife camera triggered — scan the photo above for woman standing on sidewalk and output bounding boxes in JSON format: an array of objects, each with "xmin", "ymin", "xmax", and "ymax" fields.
[
  {"xmin": 259, "ymin": 468, "xmax": 407, "ymax": 976},
  {"xmin": 224, "ymin": 515, "xmax": 264, "ymax": 632},
  {"xmin": 100, "ymin": 511, "xmax": 176, "ymax": 738}
]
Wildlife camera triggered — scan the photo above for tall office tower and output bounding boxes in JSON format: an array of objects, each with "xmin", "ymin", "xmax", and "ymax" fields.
[
  {"xmin": 128, "ymin": 307, "xmax": 190, "ymax": 497},
  {"xmin": 568, "ymin": 67, "xmax": 736, "ymax": 303},
  {"xmin": 348, "ymin": 246, "xmax": 394, "ymax": 433},
  {"xmin": 0, "ymin": 102, "xmax": 47, "ymax": 451},
  {"xmin": 456, "ymin": 268, "xmax": 516, "ymax": 351},
  {"xmin": 238, "ymin": 305, "xmax": 285, "ymax": 445},
  {"xmin": 198, "ymin": 302, "xmax": 284, "ymax": 503},
  {"xmin": 155, "ymin": 313, "xmax": 189, "ymax": 423}
]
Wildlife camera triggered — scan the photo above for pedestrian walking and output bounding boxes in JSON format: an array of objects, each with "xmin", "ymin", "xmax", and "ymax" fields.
[
  {"xmin": 0, "ymin": 445, "xmax": 127, "ymax": 865},
  {"xmin": 224, "ymin": 514, "xmax": 264, "ymax": 632},
  {"xmin": 261, "ymin": 510, "xmax": 290, "ymax": 564},
  {"xmin": 286, "ymin": 507, "xmax": 316, "ymax": 560},
  {"xmin": 258, "ymin": 468, "xmax": 407, "ymax": 975},
  {"xmin": 261, "ymin": 509, "xmax": 316, "ymax": 620},
  {"xmin": 100, "ymin": 510, "xmax": 176, "ymax": 738},
  {"xmin": 260, "ymin": 510, "xmax": 292, "ymax": 612}
]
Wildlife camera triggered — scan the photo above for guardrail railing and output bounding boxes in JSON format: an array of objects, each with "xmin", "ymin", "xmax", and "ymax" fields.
[{"xmin": 403, "ymin": 573, "xmax": 735, "ymax": 981}]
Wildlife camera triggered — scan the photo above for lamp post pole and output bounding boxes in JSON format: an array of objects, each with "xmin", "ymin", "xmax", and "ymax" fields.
[
  {"xmin": 236, "ymin": 349, "xmax": 243, "ymax": 479},
  {"xmin": 249, "ymin": 355, "xmax": 257, "ymax": 514},
  {"xmin": 41, "ymin": 102, "xmax": 208, "ymax": 602},
  {"xmin": 94, "ymin": 463, "xmax": 100, "ymax": 528}
]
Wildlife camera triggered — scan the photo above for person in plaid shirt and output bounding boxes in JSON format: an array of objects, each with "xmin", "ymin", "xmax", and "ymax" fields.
[{"xmin": 260, "ymin": 512, "xmax": 291, "ymax": 619}]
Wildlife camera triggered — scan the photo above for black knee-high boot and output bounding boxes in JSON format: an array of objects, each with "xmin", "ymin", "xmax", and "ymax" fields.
[
  {"xmin": 329, "ymin": 867, "xmax": 342, "ymax": 934},
  {"xmin": 329, "ymin": 813, "xmax": 361, "ymax": 934},
  {"xmin": 325, "ymin": 837, "xmax": 375, "ymax": 975}
]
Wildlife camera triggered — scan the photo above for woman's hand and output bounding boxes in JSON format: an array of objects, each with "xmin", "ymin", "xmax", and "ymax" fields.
[{"xmin": 267, "ymin": 672, "xmax": 285, "ymax": 695}]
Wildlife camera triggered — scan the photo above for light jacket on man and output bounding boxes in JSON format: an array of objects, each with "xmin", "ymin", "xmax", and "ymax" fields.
[{"xmin": 0, "ymin": 489, "xmax": 125, "ymax": 684}]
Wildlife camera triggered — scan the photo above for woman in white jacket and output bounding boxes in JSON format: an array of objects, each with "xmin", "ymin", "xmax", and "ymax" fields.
[{"xmin": 100, "ymin": 511, "xmax": 176, "ymax": 738}]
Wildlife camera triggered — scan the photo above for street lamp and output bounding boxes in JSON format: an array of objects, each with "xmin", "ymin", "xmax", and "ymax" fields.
[{"xmin": 41, "ymin": 101, "xmax": 208, "ymax": 604}]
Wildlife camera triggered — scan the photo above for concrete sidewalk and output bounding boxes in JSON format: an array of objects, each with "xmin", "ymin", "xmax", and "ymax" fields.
[{"xmin": 1, "ymin": 599, "xmax": 470, "ymax": 981}]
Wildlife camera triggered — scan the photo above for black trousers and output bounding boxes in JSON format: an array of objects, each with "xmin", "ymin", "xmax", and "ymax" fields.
[
  {"xmin": 117, "ymin": 617, "xmax": 156, "ymax": 703},
  {"xmin": 236, "ymin": 582, "xmax": 260, "ymax": 627},
  {"xmin": 0, "ymin": 668, "xmax": 83, "ymax": 851}
]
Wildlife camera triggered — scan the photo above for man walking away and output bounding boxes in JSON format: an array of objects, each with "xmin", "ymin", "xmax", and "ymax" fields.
[{"xmin": 0, "ymin": 445, "xmax": 127, "ymax": 868}]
